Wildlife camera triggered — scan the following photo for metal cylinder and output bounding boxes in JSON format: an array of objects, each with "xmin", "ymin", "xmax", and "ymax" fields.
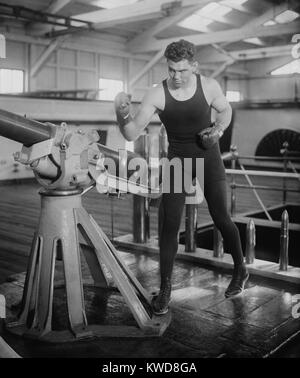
[
  {"xmin": 159, "ymin": 125, "xmax": 168, "ymax": 158},
  {"xmin": 133, "ymin": 195, "xmax": 150, "ymax": 243},
  {"xmin": 281, "ymin": 142, "xmax": 289, "ymax": 204},
  {"xmin": 213, "ymin": 226, "xmax": 224, "ymax": 258},
  {"xmin": 133, "ymin": 134, "xmax": 149, "ymax": 243},
  {"xmin": 230, "ymin": 145, "xmax": 237, "ymax": 217},
  {"xmin": 279, "ymin": 209, "xmax": 289, "ymax": 271},
  {"xmin": 0, "ymin": 108, "xmax": 55, "ymax": 146},
  {"xmin": 245, "ymin": 219, "xmax": 256, "ymax": 264},
  {"xmin": 185, "ymin": 203, "xmax": 197, "ymax": 252}
]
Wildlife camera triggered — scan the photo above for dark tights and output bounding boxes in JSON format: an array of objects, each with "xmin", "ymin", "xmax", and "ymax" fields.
[{"xmin": 158, "ymin": 178, "xmax": 244, "ymax": 283}]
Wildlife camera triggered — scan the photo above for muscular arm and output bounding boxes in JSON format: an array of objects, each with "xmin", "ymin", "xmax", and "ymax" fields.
[
  {"xmin": 119, "ymin": 89, "xmax": 158, "ymax": 141},
  {"xmin": 209, "ymin": 79, "xmax": 232, "ymax": 132}
]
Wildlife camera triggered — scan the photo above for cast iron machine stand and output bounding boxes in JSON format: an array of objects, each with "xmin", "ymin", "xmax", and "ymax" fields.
[{"xmin": 0, "ymin": 109, "xmax": 168, "ymax": 342}]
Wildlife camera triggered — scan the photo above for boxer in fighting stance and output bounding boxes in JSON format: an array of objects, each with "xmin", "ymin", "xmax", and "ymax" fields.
[{"xmin": 114, "ymin": 39, "xmax": 249, "ymax": 315}]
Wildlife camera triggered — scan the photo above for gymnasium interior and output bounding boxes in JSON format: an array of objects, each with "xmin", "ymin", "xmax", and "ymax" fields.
[{"xmin": 0, "ymin": 0, "xmax": 299, "ymax": 359}]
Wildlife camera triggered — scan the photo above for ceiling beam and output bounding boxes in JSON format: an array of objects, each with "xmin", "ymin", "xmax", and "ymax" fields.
[
  {"xmin": 200, "ymin": 64, "xmax": 248, "ymax": 76},
  {"xmin": 210, "ymin": 58, "xmax": 235, "ymax": 78},
  {"xmin": 4, "ymin": 31, "xmax": 153, "ymax": 60},
  {"xmin": 26, "ymin": 0, "xmax": 76, "ymax": 35},
  {"xmin": 237, "ymin": 1, "xmax": 290, "ymax": 28},
  {"xmin": 129, "ymin": 1, "xmax": 296, "ymax": 53},
  {"xmin": 129, "ymin": 49, "xmax": 165, "ymax": 88},
  {"xmin": 219, "ymin": 0, "xmax": 256, "ymax": 15},
  {"xmin": 231, "ymin": 44, "xmax": 296, "ymax": 61},
  {"xmin": 127, "ymin": 0, "xmax": 222, "ymax": 52},
  {"xmin": 30, "ymin": 36, "xmax": 67, "ymax": 77},
  {"xmin": 130, "ymin": 20, "xmax": 300, "ymax": 53},
  {"xmin": 76, "ymin": 0, "xmax": 173, "ymax": 28},
  {"xmin": 75, "ymin": 0, "xmax": 214, "ymax": 29},
  {"xmin": 211, "ymin": 43, "xmax": 235, "ymax": 60},
  {"xmin": 210, "ymin": 1, "xmax": 293, "ymax": 50},
  {"xmin": 196, "ymin": 42, "xmax": 296, "ymax": 64},
  {"xmin": 196, "ymin": 61, "xmax": 249, "ymax": 75},
  {"xmin": 45, "ymin": 0, "xmax": 75, "ymax": 14}
]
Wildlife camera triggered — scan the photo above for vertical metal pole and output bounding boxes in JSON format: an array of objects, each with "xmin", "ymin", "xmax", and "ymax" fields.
[
  {"xmin": 282, "ymin": 142, "xmax": 289, "ymax": 205},
  {"xmin": 158, "ymin": 125, "xmax": 168, "ymax": 245},
  {"xmin": 110, "ymin": 195, "xmax": 114, "ymax": 242},
  {"xmin": 279, "ymin": 210, "xmax": 289, "ymax": 271},
  {"xmin": 230, "ymin": 145, "xmax": 237, "ymax": 217},
  {"xmin": 213, "ymin": 226, "xmax": 224, "ymax": 258},
  {"xmin": 185, "ymin": 198, "xmax": 198, "ymax": 253},
  {"xmin": 133, "ymin": 134, "xmax": 149, "ymax": 243},
  {"xmin": 159, "ymin": 125, "xmax": 168, "ymax": 159},
  {"xmin": 223, "ymin": 76, "xmax": 228, "ymax": 93},
  {"xmin": 133, "ymin": 196, "xmax": 149, "ymax": 243},
  {"xmin": 245, "ymin": 219, "xmax": 256, "ymax": 264}
]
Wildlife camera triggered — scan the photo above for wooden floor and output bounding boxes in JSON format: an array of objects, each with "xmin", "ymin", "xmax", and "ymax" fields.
[
  {"xmin": 0, "ymin": 174, "xmax": 299, "ymax": 358},
  {"xmin": 1, "ymin": 248, "xmax": 300, "ymax": 358},
  {"xmin": 0, "ymin": 174, "xmax": 299, "ymax": 284}
]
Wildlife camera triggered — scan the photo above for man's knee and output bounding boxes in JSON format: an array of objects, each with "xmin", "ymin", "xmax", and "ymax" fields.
[{"xmin": 212, "ymin": 212, "xmax": 232, "ymax": 230}]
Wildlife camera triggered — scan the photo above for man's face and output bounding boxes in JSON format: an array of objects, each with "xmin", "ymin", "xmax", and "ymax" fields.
[{"xmin": 167, "ymin": 59, "xmax": 196, "ymax": 88}]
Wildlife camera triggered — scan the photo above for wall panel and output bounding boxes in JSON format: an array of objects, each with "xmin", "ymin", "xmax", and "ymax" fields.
[
  {"xmin": 59, "ymin": 68, "xmax": 77, "ymax": 89},
  {"xmin": 78, "ymin": 70, "xmax": 97, "ymax": 89},
  {"xmin": 36, "ymin": 66, "xmax": 56, "ymax": 90},
  {"xmin": 99, "ymin": 55, "xmax": 124, "ymax": 80}
]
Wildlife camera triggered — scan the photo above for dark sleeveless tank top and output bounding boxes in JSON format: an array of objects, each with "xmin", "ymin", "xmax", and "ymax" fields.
[{"xmin": 158, "ymin": 74, "xmax": 213, "ymax": 157}]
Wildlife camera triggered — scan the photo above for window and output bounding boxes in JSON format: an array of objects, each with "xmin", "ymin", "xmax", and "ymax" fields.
[
  {"xmin": 271, "ymin": 60, "xmax": 300, "ymax": 75},
  {"xmin": 0, "ymin": 69, "xmax": 24, "ymax": 93},
  {"xmin": 99, "ymin": 78, "xmax": 124, "ymax": 101},
  {"xmin": 226, "ymin": 90, "xmax": 241, "ymax": 102}
]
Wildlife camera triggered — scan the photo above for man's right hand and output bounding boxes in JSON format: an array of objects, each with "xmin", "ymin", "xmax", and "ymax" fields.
[{"xmin": 114, "ymin": 92, "xmax": 132, "ymax": 127}]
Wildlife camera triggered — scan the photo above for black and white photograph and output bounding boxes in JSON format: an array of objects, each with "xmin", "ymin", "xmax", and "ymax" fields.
[{"xmin": 0, "ymin": 0, "xmax": 299, "ymax": 365}]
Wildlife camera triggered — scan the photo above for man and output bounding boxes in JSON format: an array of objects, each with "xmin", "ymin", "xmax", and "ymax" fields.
[{"xmin": 114, "ymin": 39, "xmax": 249, "ymax": 316}]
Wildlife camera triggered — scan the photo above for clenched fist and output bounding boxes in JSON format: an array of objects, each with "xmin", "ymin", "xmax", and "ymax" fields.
[
  {"xmin": 114, "ymin": 92, "xmax": 132, "ymax": 127},
  {"xmin": 197, "ymin": 123, "xmax": 224, "ymax": 150}
]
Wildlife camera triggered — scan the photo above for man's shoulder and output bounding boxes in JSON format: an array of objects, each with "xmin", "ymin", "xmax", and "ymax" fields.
[
  {"xmin": 200, "ymin": 75, "xmax": 218, "ymax": 88},
  {"xmin": 149, "ymin": 82, "xmax": 164, "ymax": 94},
  {"xmin": 144, "ymin": 83, "xmax": 164, "ymax": 103},
  {"xmin": 200, "ymin": 75, "xmax": 222, "ymax": 100},
  {"xmin": 139, "ymin": 82, "xmax": 165, "ymax": 112}
]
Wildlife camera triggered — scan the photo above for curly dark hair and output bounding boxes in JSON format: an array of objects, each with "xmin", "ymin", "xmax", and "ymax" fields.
[{"xmin": 164, "ymin": 39, "xmax": 196, "ymax": 63}]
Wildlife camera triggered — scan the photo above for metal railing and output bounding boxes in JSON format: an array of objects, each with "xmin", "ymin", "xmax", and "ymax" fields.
[{"xmin": 223, "ymin": 144, "xmax": 300, "ymax": 220}]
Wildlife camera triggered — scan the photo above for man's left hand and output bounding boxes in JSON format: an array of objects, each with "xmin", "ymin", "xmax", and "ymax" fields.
[{"xmin": 197, "ymin": 124, "xmax": 224, "ymax": 150}]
